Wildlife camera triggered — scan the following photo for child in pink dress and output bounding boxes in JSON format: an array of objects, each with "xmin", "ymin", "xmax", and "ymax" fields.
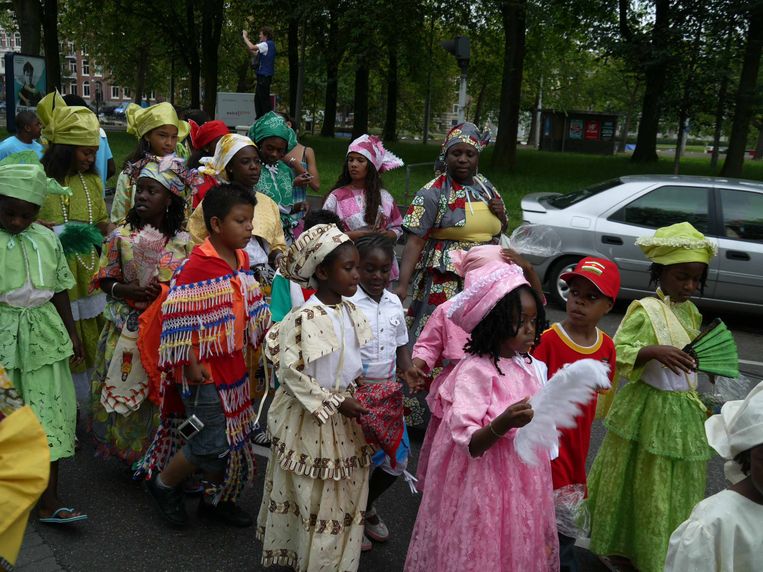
[{"xmin": 404, "ymin": 261, "xmax": 558, "ymax": 572}]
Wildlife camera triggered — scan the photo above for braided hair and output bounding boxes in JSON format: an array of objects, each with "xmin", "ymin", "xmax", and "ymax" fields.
[
  {"xmin": 354, "ymin": 233, "xmax": 395, "ymax": 262},
  {"xmin": 331, "ymin": 157, "xmax": 383, "ymax": 226},
  {"xmin": 464, "ymin": 285, "xmax": 545, "ymax": 375},
  {"xmin": 649, "ymin": 262, "xmax": 708, "ymax": 296}
]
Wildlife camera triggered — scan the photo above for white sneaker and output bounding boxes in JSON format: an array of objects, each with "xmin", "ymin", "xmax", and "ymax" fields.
[
  {"xmin": 364, "ymin": 505, "xmax": 389, "ymax": 542},
  {"xmin": 361, "ymin": 534, "xmax": 372, "ymax": 552}
]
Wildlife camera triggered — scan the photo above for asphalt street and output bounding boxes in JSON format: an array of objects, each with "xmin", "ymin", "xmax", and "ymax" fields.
[{"xmin": 16, "ymin": 302, "xmax": 762, "ymax": 572}]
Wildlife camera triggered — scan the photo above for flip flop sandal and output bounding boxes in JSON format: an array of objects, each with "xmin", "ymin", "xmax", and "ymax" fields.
[{"xmin": 39, "ymin": 507, "xmax": 88, "ymax": 524}]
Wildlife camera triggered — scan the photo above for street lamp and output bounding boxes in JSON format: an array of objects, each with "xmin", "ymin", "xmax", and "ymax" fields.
[{"xmin": 441, "ymin": 36, "xmax": 470, "ymax": 123}]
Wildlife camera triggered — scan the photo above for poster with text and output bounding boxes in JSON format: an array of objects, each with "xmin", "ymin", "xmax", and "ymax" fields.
[
  {"xmin": 601, "ymin": 121, "xmax": 615, "ymax": 140},
  {"xmin": 568, "ymin": 119, "xmax": 583, "ymax": 140},
  {"xmin": 584, "ymin": 119, "xmax": 601, "ymax": 140}
]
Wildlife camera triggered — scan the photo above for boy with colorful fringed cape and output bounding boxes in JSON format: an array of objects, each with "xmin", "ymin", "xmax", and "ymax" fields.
[{"xmin": 136, "ymin": 183, "xmax": 271, "ymax": 528}]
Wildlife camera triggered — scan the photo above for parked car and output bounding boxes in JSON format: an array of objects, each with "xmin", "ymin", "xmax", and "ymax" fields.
[{"xmin": 521, "ymin": 175, "xmax": 763, "ymax": 315}]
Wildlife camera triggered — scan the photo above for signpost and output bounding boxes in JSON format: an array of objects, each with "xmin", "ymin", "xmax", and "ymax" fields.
[{"xmin": 441, "ymin": 36, "xmax": 470, "ymax": 123}]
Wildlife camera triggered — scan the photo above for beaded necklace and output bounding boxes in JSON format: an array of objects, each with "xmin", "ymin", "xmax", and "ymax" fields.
[{"xmin": 60, "ymin": 172, "xmax": 97, "ymax": 272}]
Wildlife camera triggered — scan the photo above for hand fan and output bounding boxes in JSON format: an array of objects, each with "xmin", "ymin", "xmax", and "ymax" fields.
[
  {"xmin": 132, "ymin": 225, "xmax": 166, "ymax": 286},
  {"xmin": 682, "ymin": 318, "xmax": 739, "ymax": 379}
]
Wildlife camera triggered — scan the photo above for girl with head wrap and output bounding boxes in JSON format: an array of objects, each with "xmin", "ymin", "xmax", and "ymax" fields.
[
  {"xmin": 248, "ymin": 112, "xmax": 312, "ymax": 241},
  {"xmin": 258, "ymin": 224, "xmax": 375, "ymax": 571},
  {"xmin": 89, "ymin": 160, "xmax": 193, "ymax": 465},
  {"xmin": 324, "ymin": 134, "xmax": 404, "ymax": 280},
  {"xmin": 110, "ymin": 102, "xmax": 197, "ymax": 223},
  {"xmin": 586, "ymin": 222, "xmax": 718, "ymax": 572},
  {"xmin": 37, "ymin": 91, "xmax": 113, "ymax": 399},
  {"xmin": 396, "ymin": 122, "xmax": 508, "ymax": 349},
  {"xmin": 186, "ymin": 118, "xmax": 229, "ymax": 169},
  {"xmin": 0, "ymin": 161, "xmax": 87, "ymax": 524},
  {"xmin": 665, "ymin": 382, "xmax": 763, "ymax": 571}
]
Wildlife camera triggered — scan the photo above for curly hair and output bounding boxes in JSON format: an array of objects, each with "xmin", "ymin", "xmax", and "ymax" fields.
[
  {"xmin": 331, "ymin": 157, "xmax": 383, "ymax": 226},
  {"xmin": 464, "ymin": 285, "xmax": 546, "ymax": 375},
  {"xmin": 41, "ymin": 143, "xmax": 98, "ymax": 183},
  {"xmin": 124, "ymin": 189, "xmax": 186, "ymax": 238},
  {"xmin": 649, "ymin": 262, "xmax": 708, "ymax": 296}
]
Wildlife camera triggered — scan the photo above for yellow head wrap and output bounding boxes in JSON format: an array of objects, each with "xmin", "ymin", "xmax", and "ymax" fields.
[
  {"xmin": 636, "ymin": 222, "xmax": 717, "ymax": 265},
  {"xmin": 126, "ymin": 102, "xmax": 189, "ymax": 141},
  {"xmin": 0, "ymin": 163, "xmax": 71, "ymax": 207},
  {"xmin": 36, "ymin": 91, "xmax": 100, "ymax": 147}
]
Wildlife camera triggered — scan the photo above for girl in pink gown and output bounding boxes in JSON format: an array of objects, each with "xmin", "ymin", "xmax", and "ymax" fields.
[{"xmin": 405, "ymin": 261, "xmax": 559, "ymax": 572}]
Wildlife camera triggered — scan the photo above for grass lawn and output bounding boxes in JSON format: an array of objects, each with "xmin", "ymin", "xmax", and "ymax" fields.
[{"xmin": 6, "ymin": 127, "xmax": 763, "ymax": 229}]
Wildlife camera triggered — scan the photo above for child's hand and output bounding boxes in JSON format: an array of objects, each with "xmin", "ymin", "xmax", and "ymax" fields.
[
  {"xmin": 500, "ymin": 398, "xmax": 534, "ymax": 429},
  {"xmin": 184, "ymin": 361, "xmax": 211, "ymax": 384},
  {"xmin": 69, "ymin": 333, "xmax": 85, "ymax": 366},
  {"xmin": 119, "ymin": 280, "xmax": 161, "ymax": 302},
  {"xmin": 644, "ymin": 345, "xmax": 696, "ymax": 375},
  {"xmin": 338, "ymin": 397, "xmax": 369, "ymax": 419},
  {"xmin": 401, "ymin": 363, "xmax": 427, "ymax": 393},
  {"xmin": 502, "ymin": 248, "xmax": 531, "ymax": 271}
]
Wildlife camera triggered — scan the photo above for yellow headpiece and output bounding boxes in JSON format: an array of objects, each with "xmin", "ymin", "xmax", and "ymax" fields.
[
  {"xmin": 36, "ymin": 91, "xmax": 100, "ymax": 147},
  {"xmin": 636, "ymin": 222, "xmax": 717, "ymax": 265},
  {"xmin": 126, "ymin": 102, "xmax": 189, "ymax": 141}
]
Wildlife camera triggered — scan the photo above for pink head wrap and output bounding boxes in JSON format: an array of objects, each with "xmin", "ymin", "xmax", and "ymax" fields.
[
  {"xmin": 347, "ymin": 134, "xmax": 404, "ymax": 173},
  {"xmin": 451, "ymin": 245, "xmax": 505, "ymax": 289},
  {"xmin": 448, "ymin": 262, "xmax": 529, "ymax": 333}
]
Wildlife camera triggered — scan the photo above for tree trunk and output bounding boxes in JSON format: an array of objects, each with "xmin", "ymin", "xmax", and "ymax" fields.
[
  {"xmin": 200, "ymin": 0, "xmax": 224, "ymax": 118},
  {"xmin": 185, "ymin": 0, "xmax": 201, "ymax": 108},
  {"xmin": 631, "ymin": 0, "xmax": 670, "ymax": 163},
  {"xmin": 320, "ymin": 9, "xmax": 341, "ymax": 137},
  {"xmin": 492, "ymin": 0, "xmax": 527, "ymax": 170},
  {"xmin": 293, "ymin": 26, "xmax": 307, "ymax": 133},
  {"xmin": 40, "ymin": 0, "xmax": 60, "ymax": 91},
  {"xmin": 382, "ymin": 41, "xmax": 398, "ymax": 143},
  {"xmin": 12, "ymin": 0, "xmax": 41, "ymax": 55},
  {"xmin": 351, "ymin": 61, "xmax": 369, "ymax": 139},
  {"xmin": 134, "ymin": 46, "xmax": 148, "ymax": 105},
  {"xmin": 673, "ymin": 111, "xmax": 688, "ymax": 174},
  {"xmin": 753, "ymin": 122, "xmax": 763, "ymax": 160},
  {"xmin": 526, "ymin": 90, "xmax": 540, "ymax": 146},
  {"xmin": 235, "ymin": 53, "xmax": 253, "ymax": 92},
  {"xmin": 472, "ymin": 82, "xmax": 487, "ymax": 127},
  {"xmin": 288, "ymin": 14, "xmax": 299, "ymax": 118},
  {"xmin": 618, "ymin": 112, "xmax": 631, "ymax": 153},
  {"xmin": 721, "ymin": 2, "xmax": 763, "ymax": 177}
]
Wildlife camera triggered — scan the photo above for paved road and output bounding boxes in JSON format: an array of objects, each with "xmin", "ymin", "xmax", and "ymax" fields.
[{"xmin": 16, "ymin": 304, "xmax": 760, "ymax": 572}]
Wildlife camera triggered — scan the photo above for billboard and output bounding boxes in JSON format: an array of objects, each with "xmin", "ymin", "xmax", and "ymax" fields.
[
  {"xmin": 215, "ymin": 92, "xmax": 256, "ymax": 128},
  {"xmin": 4, "ymin": 53, "xmax": 47, "ymax": 132}
]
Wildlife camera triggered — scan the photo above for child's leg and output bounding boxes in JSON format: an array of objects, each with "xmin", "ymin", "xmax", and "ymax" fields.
[
  {"xmin": 39, "ymin": 461, "xmax": 85, "ymax": 520},
  {"xmin": 157, "ymin": 450, "xmax": 197, "ymax": 488},
  {"xmin": 367, "ymin": 468, "xmax": 397, "ymax": 510}
]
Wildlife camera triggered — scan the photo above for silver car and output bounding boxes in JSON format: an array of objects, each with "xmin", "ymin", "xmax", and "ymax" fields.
[{"xmin": 520, "ymin": 175, "xmax": 763, "ymax": 314}]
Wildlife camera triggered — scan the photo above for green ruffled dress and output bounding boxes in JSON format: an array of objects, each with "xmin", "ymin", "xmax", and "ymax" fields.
[
  {"xmin": 586, "ymin": 294, "xmax": 712, "ymax": 572},
  {"xmin": 0, "ymin": 224, "xmax": 77, "ymax": 461}
]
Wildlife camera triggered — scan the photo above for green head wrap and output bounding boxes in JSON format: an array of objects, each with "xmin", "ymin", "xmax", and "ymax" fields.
[
  {"xmin": 36, "ymin": 91, "xmax": 100, "ymax": 147},
  {"xmin": 247, "ymin": 111, "xmax": 297, "ymax": 152},
  {"xmin": 0, "ymin": 161, "xmax": 72, "ymax": 206}
]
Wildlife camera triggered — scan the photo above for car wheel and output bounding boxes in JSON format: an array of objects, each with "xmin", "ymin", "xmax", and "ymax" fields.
[{"xmin": 547, "ymin": 257, "xmax": 581, "ymax": 309}]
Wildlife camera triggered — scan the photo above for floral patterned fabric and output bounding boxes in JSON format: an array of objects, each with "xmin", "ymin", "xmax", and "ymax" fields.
[{"xmin": 89, "ymin": 224, "xmax": 191, "ymax": 463}]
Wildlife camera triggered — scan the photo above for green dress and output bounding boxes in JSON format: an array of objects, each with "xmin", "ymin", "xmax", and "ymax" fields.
[
  {"xmin": 0, "ymin": 224, "xmax": 77, "ymax": 461},
  {"xmin": 38, "ymin": 171, "xmax": 108, "ymax": 400},
  {"xmin": 586, "ymin": 292, "xmax": 712, "ymax": 572},
  {"xmin": 89, "ymin": 224, "xmax": 191, "ymax": 464}
]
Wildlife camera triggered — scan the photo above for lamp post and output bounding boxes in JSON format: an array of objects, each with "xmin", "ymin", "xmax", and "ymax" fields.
[{"xmin": 441, "ymin": 35, "xmax": 470, "ymax": 123}]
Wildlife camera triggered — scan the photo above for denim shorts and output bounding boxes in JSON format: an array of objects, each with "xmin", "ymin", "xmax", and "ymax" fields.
[{"xmin": 181, "ymin": 384, "xmax": 228, "ymax": 474}]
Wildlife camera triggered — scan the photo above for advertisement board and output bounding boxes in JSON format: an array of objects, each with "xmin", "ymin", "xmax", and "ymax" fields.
[
  {"xmin": 215, "ymin": 92, "xmax": 256, "ymax": 128},
  {"xmin": 4, "ymin": 53, "xmax": 47, "ymax": 132}
]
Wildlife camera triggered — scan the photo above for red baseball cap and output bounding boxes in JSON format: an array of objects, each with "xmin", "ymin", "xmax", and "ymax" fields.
[{"xmin": 561, "ymin": 257, "xmax": 620, "ymax": 300}]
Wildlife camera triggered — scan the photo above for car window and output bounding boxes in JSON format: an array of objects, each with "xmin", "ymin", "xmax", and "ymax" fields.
[
  {"xmin": 609, "ymin": 185, "xmax": 710, "ymax": 232},
  {"xmin": 545, "ymin": 178, "xmax": 622, "ymax": 209},
  {"xmin": 719, "ymin": 188, "xmax": 763, "ymax": 241}
]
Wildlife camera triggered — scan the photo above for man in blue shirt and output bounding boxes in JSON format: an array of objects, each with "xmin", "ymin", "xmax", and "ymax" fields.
[
  {"xmin": 0, "ymin": 111, "xmax": 43, "ymax": 160},
  {"xmin": 243, "ymin": 26, "xmax": 276, "ymax": 118}
]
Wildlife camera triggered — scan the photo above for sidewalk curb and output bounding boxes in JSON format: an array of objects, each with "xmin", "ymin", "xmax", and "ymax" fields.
[{"xmin": 15, "ymin": 524, "xmax": 64, "ymax": 572}]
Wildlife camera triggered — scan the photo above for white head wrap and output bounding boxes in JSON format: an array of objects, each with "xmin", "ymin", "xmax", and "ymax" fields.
[{"xmin": 198, "ymin": 134, "xmax": 257, "ymax": 182}]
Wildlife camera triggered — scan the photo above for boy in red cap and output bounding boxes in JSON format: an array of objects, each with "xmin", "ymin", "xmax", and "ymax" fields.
[{"xmin": 532, "ymin": 256, "xmax": 620, "ymax": 572}]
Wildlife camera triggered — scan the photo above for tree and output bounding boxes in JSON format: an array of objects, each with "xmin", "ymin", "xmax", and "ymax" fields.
[
  {"xmin": 492, "ymin": 0, "xmax": 527, "ymax": 169},
  {"xmin": 11, "ymin": 0, "xmax": 60, "ymax": 91},
  {"xmin": 721, "ymin": 0, "xmax": 763, "ymax": 177}
]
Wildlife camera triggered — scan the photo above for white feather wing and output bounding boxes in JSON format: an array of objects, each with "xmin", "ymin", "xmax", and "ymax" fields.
[{"xmin": 515, "ymin": 359, "xmax": 610, "ymax": 465}]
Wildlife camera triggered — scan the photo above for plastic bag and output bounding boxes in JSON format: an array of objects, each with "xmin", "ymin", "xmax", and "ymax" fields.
[
  {"xmin": 554, "ymin": 484, "xmax": 590, "ymax": 539},
  {"xmin": 700, "ymin": 373, "xmax": 756, "ymax": 414},
  {"xmin": 501, "ymin": 224, "xmax": 562, "ymax": 258}
]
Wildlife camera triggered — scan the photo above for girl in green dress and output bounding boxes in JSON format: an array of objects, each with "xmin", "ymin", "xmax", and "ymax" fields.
[
  {"xmin": 90, "ymin": 162, "xmax": 192, "ymax": 465},
  {"xmin": 0, "ymin": 161, "xmax": 86, "ymax": 524},
  {"xmin": 37, "ymin": 92, "xmax": 114, "ymax": 400},
  {"xmin": 586, "ymin": 222, "xmax": 717, "ymax": 572}
]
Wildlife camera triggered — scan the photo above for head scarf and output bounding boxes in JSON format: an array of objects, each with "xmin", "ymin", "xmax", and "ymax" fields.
[
  {"xmin": 451, "ymin": 245, "xmax": 505, "ymax": 289},
  {"xmin": 137, "ymin": 156, "xmax": 188, "ymax": 197},
  {"xmin": 279, "ymin": 223, "xmax": 350, "ymax": 289},
  {"xmin": 347, "ymin": 134, "xmax": 403, "ymax": 174},
  {"xmin": 435, "ymin": 122, "xmax": 491, "ymax": 175},
  {"xmin": 636, "ymin": 222, "xmax": 717, "ymax": 266},
  {"xmin": 247, "ymin": 111, "xmax": 297, "ymax": 152},
  {"xmin": 448, "ymin": 261, "xmax": 529, "ymax": 333},
  {"xmin": 126, "ymin": 102, "xmax": 189, "ymax": 141},
  {"xmin": 0, "ymin": 162, "xmax": 71, "ymax": 206},
  {"xmin": 36, "ymin": 91, "xmax": 100, "ymax": 147},
  {"xmin": 198, "ymin": 134, "xmax": 257, "ymax": 182},
  {"xmin": 705, "ymin": 381, "xmax": 763, "ymax": 483},
  {"xmin": 189, "ymin": 119, "xmax": 229, "ymax": 151}
]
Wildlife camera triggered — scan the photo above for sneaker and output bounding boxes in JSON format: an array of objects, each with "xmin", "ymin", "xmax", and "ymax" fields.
[
  {"xmin": 198, "ymin": 499, "xmax": 253, "ymax": 528},
  {"xmin": 361, "ymin": 534, "xmax": 372, "ymax": 552},
  {"xmin": 252, "ymin": 426, "xmax": 271, "ymax": 448},
  {"xmin": 145, "ymin": 475, "xmax": 188, "ymax": 527},
  {"xmin": 364, "ymin": 505, "xmax": 389, "ymax": 542}
]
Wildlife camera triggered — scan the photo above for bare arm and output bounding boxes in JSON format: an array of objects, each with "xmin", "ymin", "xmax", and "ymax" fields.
[
  {"xmin": 305, "ymin": 147, "xmax": 320, "ymax": 192},
  {"xmin": 242, "ymin": 30, "xmax": 258, "ymax": 52},
  {"xmin": 468, "ymin": 398, "xmax": 533, "ymax": 457},
  {"xmin": 51, "ymin": 290, "xmax": 84, "ymax": 364}
]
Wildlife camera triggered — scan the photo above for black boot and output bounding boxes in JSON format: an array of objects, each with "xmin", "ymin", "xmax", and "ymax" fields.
[
  {"xmin": 145, "ymin": 475, "xmax": 188, "ymax": 527},
  {"xmin": 198, "ymin": 499, "xmax": 253, "ymax": 528}
]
